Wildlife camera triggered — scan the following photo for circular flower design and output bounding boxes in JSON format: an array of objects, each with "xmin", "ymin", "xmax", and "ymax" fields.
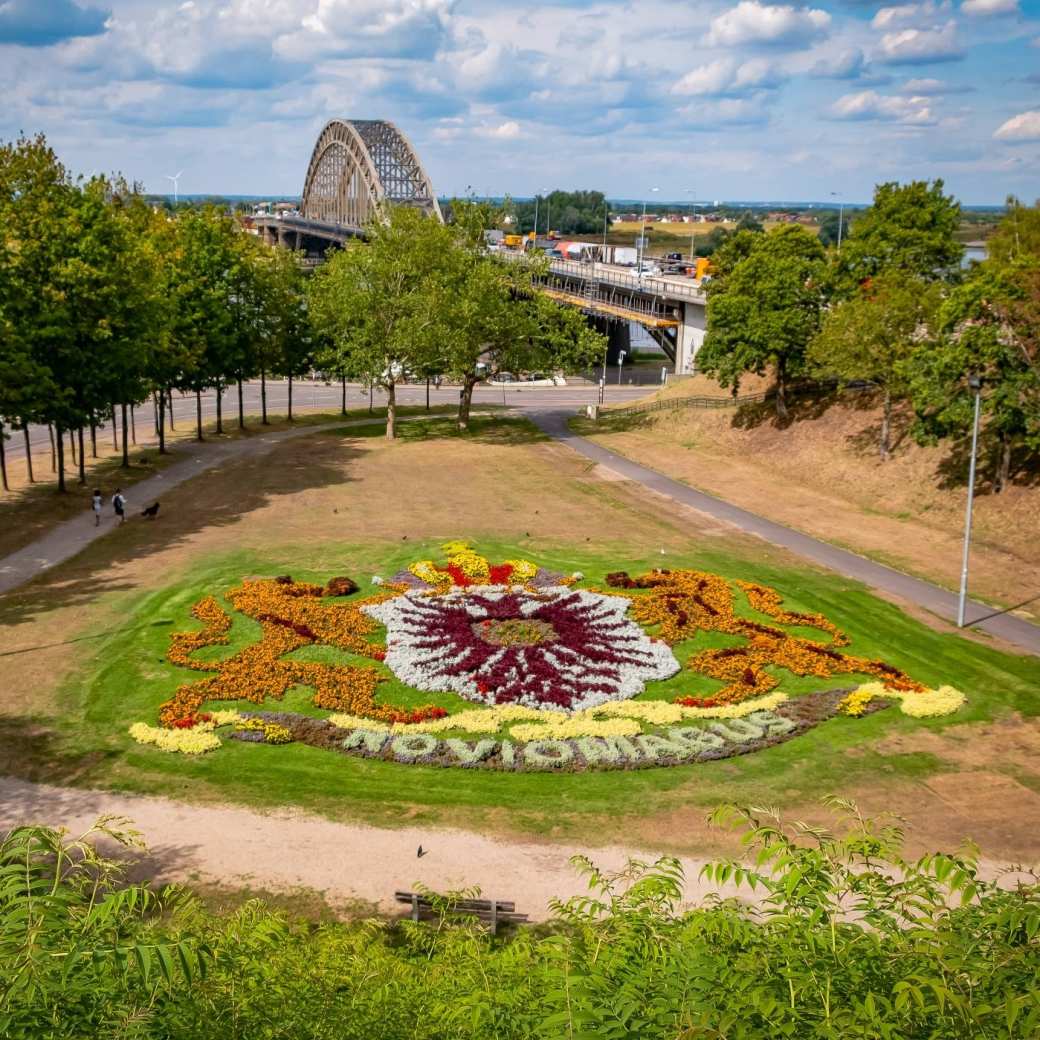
[{"xmin": 363, "ymin": 586, "xmax": 679, "ymax": 712}]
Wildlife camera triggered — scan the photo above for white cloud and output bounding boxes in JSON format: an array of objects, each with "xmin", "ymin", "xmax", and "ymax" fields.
[
  {"xmin": 961, "ymin": 0, "xmax": 1018, "ymax": 14},
  {"xmin": 898, "ymin": 76, "xmax": 968, "ymax": 93},
  {"xmin": 878, "ymin": 21, "xmax": 963, "ymax": 63},
  {"xmin": 994, "ymin": 110, "xmax": 1040, "ymax": 140},
  {"xmin": 872, "ymin": 1, "xmax": 950, "ymax": 30},
  {"xmin": 706, "ymin": 1, "xmax": 830, "ymax": 47},
  {"xmin": 483, "ymin": 120, "xmax": 520, "ymax": 138},
  {"xmin": 828, "ymin": 89, "xmax": 936, "ymax": 123},
  {"xmin": 671, "ymin": 57, "xmax": 786, "ymax": 96}
]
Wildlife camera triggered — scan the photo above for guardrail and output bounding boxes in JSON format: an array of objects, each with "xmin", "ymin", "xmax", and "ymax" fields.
[
  {"xmin": 495, "ymin": 250, "xmax": 707, "ymax": 305},
  {"xmin": 601, "ymin": 389, "xmax": 774, "ymax": 418}
]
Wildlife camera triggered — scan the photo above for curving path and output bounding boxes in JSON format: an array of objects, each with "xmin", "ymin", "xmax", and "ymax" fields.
[
  {"xmin": 527, "ymin": 409, "xmax": 1040, "ymax": 656},
  {"xmin": 0, "ymin": 776, "xmax": 734, "ymax": 920}
]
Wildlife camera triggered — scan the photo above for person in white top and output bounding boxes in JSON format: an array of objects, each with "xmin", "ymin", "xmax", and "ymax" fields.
[{"xmin": 92, "ymin": 489, "xmax": 103, "ymax": 527}]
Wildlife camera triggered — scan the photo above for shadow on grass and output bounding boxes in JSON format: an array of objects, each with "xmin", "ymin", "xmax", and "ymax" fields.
[
  {"xmin": 0, "ymin": 714, "xmax": 117, "ymax": 785},
  {"xmin": 0, "ymin": 432, "xmax": 365, "ymax": 622},
  {"xmin": 933, "ymin": 430, "xmax": 1040, "ymax": 494},
  {"xmin": 341, "ymin": 414, "xmax": 548, "ymax": 447}
]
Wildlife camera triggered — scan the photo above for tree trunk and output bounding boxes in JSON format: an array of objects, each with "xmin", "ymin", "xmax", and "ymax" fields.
[
  {"xmin": 153, "ymin": 393, "xmax": 159, "ymax": 436},
  {"xmin": 426, "ymin": 376, "xmax": 430, "ymax": 412},
  {"xmin": 77, "ymin": 427, "xmax": 86, "ymax": 484},
  {"xmin": 121, "ymin": 404, "xmax": 130, "ymax": 467},
  {"xmin": 774, "ymin": 357, "xmax": 788, "ymax": 422},
  {"xmin": 261, "ymin": 370, "xmax": 268, "ymax": 424},
  {"xmin": 879, "ymin": 388, "xmax": 892, "ymax": 461},
  {"xmin": 288, "ymin": 375, "xmax": 293, "ymax": 422},
  {"xmin": 111, "ymin": 406, "xmax": 118, "ymax": 450},
  {"xmin": 167, "ymin": 389, "xmax": 175, "ymax": 431},
  {"xmin": 0, "ymin": 421, "xmax": 8, "ymax": 492},
  {"xmin": 68, "ymin": 428, "xmax": 77, "ymax": 465},
  {"xmin": 237, "ymin": 379, "xmax": 244, "ymax": 429},
  {"xmin": 130, "ymin": 404, "xmax": 136, "ymax": 445},
  {"xmin": 341, "ymin": 377, "xmax": 347, "ymax": 416},
  {"xmin": 48, "ymin": 424, "xmax": 56, "ymax": 472},
  {"xmin": 55, "ymin": 423, "xmax": 66, "ymax": 493},
  {"xmin": 158, "ymin": 390, "xmax": 167, "ymax": 455},
  {"xmin": 195, "ymin": 390, "xmax": 204, "ymax": 441},
  {"xmin": 457, "ymin": 376, "xmax": 478, "ymax": 431},
  {"xmin": 90, "ymin": 421, "xmax": 97, "ymax": 458},
  {"xmin": 995, "ymin": 431, "xmax": 1013, "ymax": 494},
  {"xmin": 23, "ymin": 423, "xmax": 34, "ymax": 483},
  {"xmin": 386, "ymin": 382, "xmax": 396, "ymax": 440},
  {"xmin": 215, "ymin": 382, "xmax": 223, "ymax": 435}
]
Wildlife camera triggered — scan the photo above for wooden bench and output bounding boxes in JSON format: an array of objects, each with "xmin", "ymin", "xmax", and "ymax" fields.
[{"xmin": 394, "ymin": 890, "xmax": 529, "ymax": 935}]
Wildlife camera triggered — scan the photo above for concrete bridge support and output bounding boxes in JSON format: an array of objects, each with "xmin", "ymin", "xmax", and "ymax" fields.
[
  {"xmin": 590, "ymin": 318, "xmax": 632, "ymax": 367},
  {"xmin": 675, "ymin": 300, "xmax": 706, "ymax": 375}
]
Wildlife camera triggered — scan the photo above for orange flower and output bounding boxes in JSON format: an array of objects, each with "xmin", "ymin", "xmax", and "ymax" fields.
[{"xmin": 160, "ymin": 577, "xmax": 444, "ymax": 727}]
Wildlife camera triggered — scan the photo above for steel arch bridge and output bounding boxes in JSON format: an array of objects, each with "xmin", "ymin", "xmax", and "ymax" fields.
[{"xmin": 300, "ymin": 119, "xmax": 442, "ymax": 229}]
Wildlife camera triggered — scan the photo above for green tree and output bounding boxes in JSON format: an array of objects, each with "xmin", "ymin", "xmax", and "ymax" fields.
[
  {"xmin": 838, "ymin": 180, "xmax": 962, "ymax": 287},
  {"xmin": 809, "ymin": 272, "xmax": 941, "ymax": 459},
  {"xmin": 987, "ymin": 196, "xmax": 1040, "ymax": 264},
  {"xmin": 907, "ymin": 259, "xmax": 1040, "ymax": 493},
  {"xmin": 167, "ymin": 209, "xmax": 237, "ymax": 440},
  {"xmin": 699, "ymin": 224, "xmax": 827, "ymax": 420},
  {"xmin": 308, "ymin": 207, "xmax": 455, "ymax": 439}
]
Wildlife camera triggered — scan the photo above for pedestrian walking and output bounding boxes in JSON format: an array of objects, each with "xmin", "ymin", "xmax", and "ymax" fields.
[
  {"xmin": 112, "ymin": 488, "xmax": 126, "ymax": 525},
  {"xmin": 92, "ymin": 489, "xmax": 103, "ymax": 527}
]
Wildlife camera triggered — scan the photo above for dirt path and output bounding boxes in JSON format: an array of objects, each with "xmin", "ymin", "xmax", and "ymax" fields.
[
  {"xmin": 0, "ymin": 776, "xmax": 741, "ymax": 920},
  {"xmin": 529, "ymin": 410, "xmax": 1040, "ymax": 655}
]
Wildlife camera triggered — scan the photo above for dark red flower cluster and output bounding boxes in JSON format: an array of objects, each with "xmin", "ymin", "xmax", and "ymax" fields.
[{"xmin": 257, "ymin": 613, "xmax": 318, "ymax": 640}]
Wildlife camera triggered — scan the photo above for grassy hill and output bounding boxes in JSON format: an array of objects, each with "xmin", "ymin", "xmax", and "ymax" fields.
[{"xmin": 575, "ymin": 374, "xmax": 1040, "ymax": 624}]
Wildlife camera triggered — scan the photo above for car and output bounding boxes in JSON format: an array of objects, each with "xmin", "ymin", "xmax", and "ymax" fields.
[{"xmin": 636, "ymin": 262, "xmax": 661, "ymax": 276}]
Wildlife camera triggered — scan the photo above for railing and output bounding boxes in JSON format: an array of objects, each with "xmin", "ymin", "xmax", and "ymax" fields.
[
  {"xmin": 602, "ymin": 389, "xmax": 774, "ymax": 418},
  {"xmin": 495, "ymin": 250, "xmax": 707, "ymax": 305}
]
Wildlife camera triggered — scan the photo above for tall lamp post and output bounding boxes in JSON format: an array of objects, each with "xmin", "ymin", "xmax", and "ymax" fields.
[
  {"xmin": 637, "ymin": 187, "xmax": 660, "ymax": 276},
  {"xmin": 685, "ymin": 187, "xmax": 696, "ymax": 260},
  {"xmin": 533, "ymin": 187, "xmax": 548, "ymax": 242},
  {"xmin": 957, "ymin": 374, "xmax": 984, "ymax": 628},
  {"xmin": 830, "ymin": 191, "xmax": 845, "ymax": 251}
]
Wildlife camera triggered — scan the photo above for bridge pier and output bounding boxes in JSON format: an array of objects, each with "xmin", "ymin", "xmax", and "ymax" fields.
[{"xmin": 675, "ymin": 300, "xmax": 706, "ymax": 375}]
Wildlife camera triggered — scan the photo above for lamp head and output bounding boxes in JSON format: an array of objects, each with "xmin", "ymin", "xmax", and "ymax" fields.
[{"xmin": 968, "ymin": 374, "xmax": 983, "ymax": 391}]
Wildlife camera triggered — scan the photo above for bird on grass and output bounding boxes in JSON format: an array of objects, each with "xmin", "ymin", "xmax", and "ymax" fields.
[{"xmin": 140, "ymin": 502, "xmax": 160, "ymax": 519}]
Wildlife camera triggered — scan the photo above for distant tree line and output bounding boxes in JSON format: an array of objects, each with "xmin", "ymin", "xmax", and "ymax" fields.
[
  {"xmin": 509, "ymin": 190, "xmax": 610, "ymax": 236},
  {"xmin": 697, "ymin": 180, "xmax": 1040, "ymax": 491}
]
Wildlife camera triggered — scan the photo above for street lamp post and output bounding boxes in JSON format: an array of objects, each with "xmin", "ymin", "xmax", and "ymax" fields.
[
  {"xmin": 637, "ymin": 187, "xmax": 660, "ymax": 276},
  {"xmin": 957, "ymin": 375, "xmax": 984, "ymax": 628},
  {"xmin": 617, "ymin": 349, "xmax": 627, "ymax": 385},
  {"xmin": 685, "ymin": 188, "xmax": 696, "ymax": 260},
  {"xmin": 830, "ymin": 191, "xmax": 845, "ymax": 251}
]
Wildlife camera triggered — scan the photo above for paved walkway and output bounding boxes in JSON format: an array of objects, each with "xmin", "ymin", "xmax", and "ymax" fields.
[
  {"xmin": 528, "ymin": 410, "xmax": 1040, "ymax": 656},
  {"xmin": 0, "ymin": 418, "xmax": 375, "ymax": 595}
]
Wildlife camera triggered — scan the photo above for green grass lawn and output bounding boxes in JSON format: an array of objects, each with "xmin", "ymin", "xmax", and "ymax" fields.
[{"xmin": 52, "ymin": 538, "xmax": 1040, "ymax": 841}]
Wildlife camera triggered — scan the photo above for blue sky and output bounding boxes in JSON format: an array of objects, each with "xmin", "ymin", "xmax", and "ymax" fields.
[{"xmin": 0, "ymin": 0, "xmax": 1037, "ymax": 204}]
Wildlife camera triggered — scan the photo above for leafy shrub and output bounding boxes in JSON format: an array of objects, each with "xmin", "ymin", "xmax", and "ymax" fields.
[{"xmin": 2, "ymin": 801, "xmax": 1037, "ymax": 1038}]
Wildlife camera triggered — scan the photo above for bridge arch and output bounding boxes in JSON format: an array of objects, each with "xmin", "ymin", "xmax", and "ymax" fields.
[{"xmin": 300, "ymin": 119, "xmax": 442, "ymax": 228}]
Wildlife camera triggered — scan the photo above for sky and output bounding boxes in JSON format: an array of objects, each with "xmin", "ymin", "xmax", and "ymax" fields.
[{"xmin": 0, "ymin": 0, "xmax": 1037, "ymax": 204}]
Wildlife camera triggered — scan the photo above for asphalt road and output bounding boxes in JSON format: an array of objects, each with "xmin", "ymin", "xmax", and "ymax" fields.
[{"xmin": 6, "ymin": 379, "xmax": 650, "ymax": 462}]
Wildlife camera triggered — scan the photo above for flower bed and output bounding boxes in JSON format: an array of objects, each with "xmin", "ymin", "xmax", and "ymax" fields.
[{"xmin": 132, "ymin": 543, "xmax": 965, "ymax": 768}]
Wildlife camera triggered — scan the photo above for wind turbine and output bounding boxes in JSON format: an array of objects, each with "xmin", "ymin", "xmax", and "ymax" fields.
[{"xmin": 165, "ymin": 170, "xmax": 184, "ymax": 206}]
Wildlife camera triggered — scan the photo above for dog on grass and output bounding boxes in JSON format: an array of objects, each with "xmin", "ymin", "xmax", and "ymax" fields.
[{"xmin": 141, "ymin": 502, "xmax": 160, "ymax": 519}]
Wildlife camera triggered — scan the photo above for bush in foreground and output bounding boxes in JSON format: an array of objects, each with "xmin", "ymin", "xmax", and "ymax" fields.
[{"xmin": 2, "ymin": 801, "xmax": 1037, "ymax": 1039}]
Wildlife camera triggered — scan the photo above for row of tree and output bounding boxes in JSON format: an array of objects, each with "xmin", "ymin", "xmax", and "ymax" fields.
[
  {"xmin": 0, "ymin": 135, "xmax": 604, "ymax": 492},
  {"xmin": 0, "ymin": 134, "xmax": 311, "ymax": 493},
  {"xmin": 698, "ymin": 181, "xmax": 1039, "ymax": 491}
]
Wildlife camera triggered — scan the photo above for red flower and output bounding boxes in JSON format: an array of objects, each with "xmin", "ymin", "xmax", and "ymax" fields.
[
  {"xmin": 488, "ymin": 563, "xmax": 514, "ymax": 584},
  {"xmin": 673, "ymin": 695, "xmax": 720, "ymax": 708},
  {"xmin": 444, "ymin": 563, "xmax": 474, "ymax": 587}
]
